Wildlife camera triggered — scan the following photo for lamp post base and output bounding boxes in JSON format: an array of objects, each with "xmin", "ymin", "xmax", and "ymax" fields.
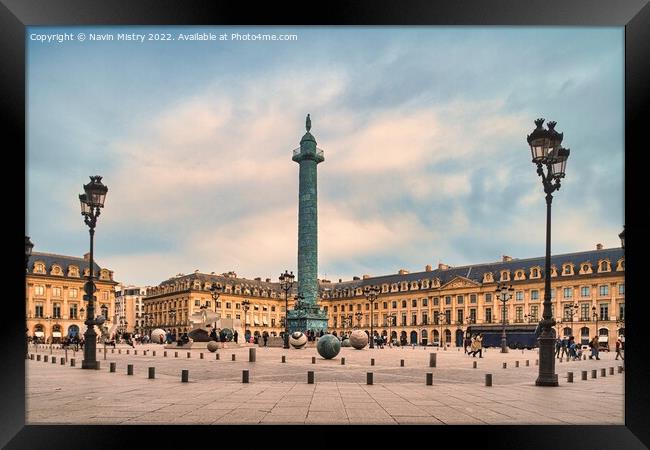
[
  {"xmin": 535, "ymin": 376, "xmax": 559, "ymax": 387},
  {"xmin": 500, "ymin": 347, "xmax": 509, "ymax": 353},
  {"xmin": 536, "ymin": 331, "xmax": 558, "ymax": 387},
  {"xmin": 81, "ymin": 360, "xmax": 100, "ymax": 370}
]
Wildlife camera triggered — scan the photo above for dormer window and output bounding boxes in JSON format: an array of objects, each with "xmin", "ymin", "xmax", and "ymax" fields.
[
  {"xmin": 421, "ymin": 280, "xmax": 429, "ymax": 289},
  {"xmin": 598, "ymin": 260, "xmax": 611, "ymax": 272},
  {"xmin": 483, "ymin": 272, "xmax": 493, "ymax": 283},
  {"xmin": 616, "ymin": 258, "xmax": 624, "ymax": 271},
  {"xmin": 562, "ymin": 264, "xmax": 574, "ymax": 276},
  {"xmin": 530, "ymin": 267, "xmax": 540, "ymax": 278},
  {"xmin": 500, "ymin": 271, "xmax": 510, "ymax": 282},
  {"xmin": 579, "ymin": 263, "xmax": 592, "ymax": 275},
  {"xmin": 51, "ymin": 265, "xmax": 62, "ymax": 276},
  {"xmin": 34, "ymin": 263, "xmax": 46, "ymax": 274},
  {"xmin": 515, "ymin": 270, "xmax": 525, "ymax": 280},
  {"xmin": 550, "ymin": 266, "xmax": 558, "ymax": 277}
]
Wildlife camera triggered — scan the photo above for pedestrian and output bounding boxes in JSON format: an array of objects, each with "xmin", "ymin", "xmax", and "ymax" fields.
[
  {"xmin": 560, "ymin": 336, "xmax": 569, "ymax": 359},
  {"xmin": 589, "ymin": 335, "xmax": 600, "ymax": 360},
  {"xmin": 554, "ymin": 337, "xmax": 561, "ymax": 358},
  {"xmin": 233, "ymin": 330, "xmax": 239, "ymax": 343},
  {"xmin": 471, "ymin": 334, "xmax": 483, "ymax": 358},
  {"xmin": 464, "ymin": 336, "xmax": 471, "ymax": 354},
  {"xmin": 262, "ymin": 331, "xmax": 268, "ymax": 347},
  {"xmin": 615, "ymin": 337, "xmax": 624, "ymax": 360}
]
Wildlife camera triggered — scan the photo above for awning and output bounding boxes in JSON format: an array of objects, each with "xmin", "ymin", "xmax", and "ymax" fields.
[
  {"xmin": 598, "ymin": 336, "xmax": 609, "ymax": 342},
  {"xmin": 262, "ymin": 319, "xmax": 269, "ymax": 325},
  {"xmin": 52, "ymin": 332, "xmax": 62, "ymax": 337},
  {"xmin": 254, "ymin": 320, "xmax": 260, "ymax": 326},
  {"xmin": 34, "ymin": 331, "xmax": 44, "ymax": 337}
]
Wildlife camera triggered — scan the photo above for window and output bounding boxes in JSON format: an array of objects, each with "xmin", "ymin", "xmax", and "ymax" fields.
[
  {"xmin": 599, "ymin": 285, "xmax": 609, "ymax": 296},
  {"xmin": 600, "ymin": 304, "xmax": 609, "ymax": 321},
  {"xmin": 469, "ymin": 308, "xmax": 476, "ymax": 323},
  {"xmin": 619, "ymin": 303, "xmax": 625, "ymax": 320},
  {"xmin": 69, "ymin": 288, "xmax": 78, "ymax": 299},
  {"xmin": 271, "ymin": 306, "xmax": 276, "ymax": 312},
  {"xmin": 470, "ymin": 294, "xmax": 477, "ymax": 304},
  {"xmin": 530, "ymin": 305, "xmax": 539, "ymax": 320},
  {"xmin": 35, "ymin": 303, "xmax": 44, "ymax": 318},
  {"xmin": 444, "ymin": 310, "xmax": 451, "ymax": 323},
  {"xmin": 457, "ymin": 309, "xmax": 463, "ymax": 324},
  {"xmin": 205, "ymin": 300, "xmax": 211, "ymax": 307},
  {"xmin": 333, "ymin": 306, "xmax": 337, "ymax": 312},
  {"xmin": 356, "ymin": 304, "xmax": 361, "ymax": 311},
  {"xmin": 365, "ymin": 303, "xmax": 370, "ymax": 310},
  {"xmin": 411, "ymin": 299, "xmax": 417, "ymax": 307},
  {"xmin": 383, "ymin": 302, "xmax": 388, "ymax": 309},
  {"xmin": 34, "ymin": 285, "xmax": 45, "ymax": 296},
  {"xmin": 580, "ymin": 303, "xmax": 590, "ymax": 321},
  {"xmin": 236, "ymin": 303, "xmax": 241, "ymax": 309},
  {"xmin": 216, "ymin": 302, "xmax": 222, "ymax": 308},
  {"xmin": 195, "ymin": 299, "xmax": 200, "ymax": 306},
  {"xmin": 531, "ymin": 290, "xmax": 539, "ymax": 300},
  {"xmin": 485, "ymin": 308, "xmax": 492, "ymax": 323},
  {"xmin": 51, "ymin": 287, "xmax": 61, "ymax": 297},
  {"xmin": 456, "ymin": 295, "xmax": 463, "ymax": 305},
  {"xmin": 102, "ymin": 292, "xmax": 109, "ymax": 301},
  {"xmin": 52, "ymin": 303, "xmax": 61, "ymax": 318},
  {"xmin": 445, "ymin": 296, "xmax": 451, "ymax": 305},
  {"xmin": 401, "ymin": 300, "xmax": 407, "ymax": 308},
  {"xmin": 253, "ymin": 305, "xmax": 259, "ymax": 310},
  {"xmin": 531, "ymin": 268, "xmax": 539, "ymax": 278},
  {"xmin": 433, "ymin": 297, "xmax": 439, "ymax": 306},
  {"xmin": 422, "ymin": 298, "xmax": 428, "ymax": 307},
  {"xmin": 550, "ymin": 289, "xmax": 555, "ymax": 299},
  {"xmin": 391, "ymin": 301, "xmax": 397, "ymax": 308},
  {"xmin": 401, "ymin": 313, "xmax": 407, "ymax": 326},
  {"xmin": 411, "ymin": 313, "xmax": 417, "ymax": 325},
  {"xmin": 422, "ymin": 312, "xmax": 428, "ymax": 324},
  {"xmin": 563, "ymin": 287, "xmax": 573, "ymax": 299},
  {"xmin": 226, "ymin": 302, "xmax": 231, "ymax": 309},
  {"xmin": 235, "ymin": 314, "xmax": 241, "ymax": 320},
  {"xmin": 618, "ymin": 284, "xmax": 624, "ymax": 295},
  {"xmin": 515, "ymin": 306, "xmax": 523, "ymax": 322},
  {"xmin": 516, "ymin": 291, "xmax": 523, "ymax": 301},
  {"xmin": 341, "ymin": 305, "xmax": 345, "ymax": 312},
  {"xmin": 581, "ymin": 286, "xmax": 590, "ymax": 297},
  {"xmin": 563, "ymin": 265, "xmax": 571, "ymax": 274},
  {"xmin": 600, "ymin": 261, "xmax": 610, "ymax": 271},
  {"xmin": 563, "ymin": 305, "xmax": 574, "ymax": 320},
  {"xmin": 69, "ymin": 304, "xmax": 78, "ymax": 319}
]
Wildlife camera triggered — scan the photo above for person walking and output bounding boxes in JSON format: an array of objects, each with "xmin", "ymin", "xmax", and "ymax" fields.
[
  {"xmin": 589, "ymin": 335, "xmax": 600, "ymax": 360},
  {"xmin": 554, "ymin": 337, "xmax": 562, "ymax": 358},
  {"xmin": 470, "ymin": 334, "xmax": 483, "ymax": 358},
  {"xmin": 262, "ymin": 331, "xmax": 269, "ymax": 347},
  {"xmin": 464, "ymin": 335, "xmax": 472, "ymax": 355},
  {"xmin": 560, "ymin": 336, "xmax": 569, "ymax": 359},
  {"xmin": 233, "ymin": 330, "xmax": 239, "ymax": 344},
  {"xmin": 615, "ymin": 337, "xmax": 624, "ymax": 360}
]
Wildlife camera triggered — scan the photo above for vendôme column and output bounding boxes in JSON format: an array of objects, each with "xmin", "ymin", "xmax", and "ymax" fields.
[{"xmin": 288, "ymin": 114, "xmax": 328, "ymax": 333}]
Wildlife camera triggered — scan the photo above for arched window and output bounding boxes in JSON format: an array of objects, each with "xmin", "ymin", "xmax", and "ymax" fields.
[
  {"xmin": 444, "ymin": 329, "xmax": 451, "ymax": 344},
  {"xmin": 409, "ymin": 331, "xmax": 418, "ymax": 344},
  {"xmin": 562, "ymin": 327, "xmax": 573, "ymax": 337},
  {"xmin": 580, "ymin": 327, "xmax": 590, "ymax": 345}
]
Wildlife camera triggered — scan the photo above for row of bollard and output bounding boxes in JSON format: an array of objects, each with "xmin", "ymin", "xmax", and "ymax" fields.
[{"xmin": 568, "ymin": 366, "xmax": 624, "ymax": 382}]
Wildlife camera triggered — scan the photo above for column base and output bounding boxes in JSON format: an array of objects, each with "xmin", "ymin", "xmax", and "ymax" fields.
[
  {"xmin": 535, "ymin": 375, "xmax": 559, "ymax": 386},
  {"xmin": 81, "ymin": 360, "xmax": 101, "ymax": 370}
]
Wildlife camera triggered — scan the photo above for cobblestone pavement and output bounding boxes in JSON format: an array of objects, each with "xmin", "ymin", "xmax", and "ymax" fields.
[{"xmin": 25, "ymin": 343, "xmax": 624, "ymax": 425}]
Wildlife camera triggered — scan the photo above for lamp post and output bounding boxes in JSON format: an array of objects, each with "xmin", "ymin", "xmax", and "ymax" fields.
[
  {"xmin": 386, "ymin": 314, "xmax": 396, "ymax": 346},
  {"xmin": 209, "ymin": 284, "xmax": 222, "ymax": 330},
  {"xmin": 78, "ymin": 175, "xmax": 108, "ymax": 370},
  {"xmin": 528, "ymin": 118, "xmax": 569, "ymax": 387},
  {"xmin": 564, "ymin": 302, "xmax": 579, "ymax": 335},
  {"xmin": 592, "ymin": 306, "xmax": 599, "ymax": 340},
  {"xmin": 619, "ymin": 227, "xmax": 625, "ymax": 249},
  {"xmin": 496, "ymin": 282, "xmax": 514, "ymax": 353},
  {"xmin": 363, "ymin": 286, "xmax": 380, "ymax": 349},
  {"xmin": 169, "ymin": 309, "xmax": 177, "ymax": 338},
  {"xmin": 279, "ymin": 270, "xmax": 295, "ymax": 349},
  {"xmin": 242, "ymin": 299, "xmax": 250, "ymax": 341},
  {"xmin": 25, "ymin": 237, "xmax": 34, "ymax": 355},
  {"xmin": 354, "ymin": 311, "xmax": 363, "ymax": 329}
]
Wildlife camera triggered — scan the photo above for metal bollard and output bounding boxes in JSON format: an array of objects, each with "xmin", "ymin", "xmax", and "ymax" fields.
[
  {"xmin": 400, "ymin": 359, "xmax": 404, "ymax": 367},
  {"xmin": 312, "ymin": 357, "xmax": 316, "ymax": 364},
  {"xmin": 111, "ymin": 349, "xmax": 114, "ymax": 354},
  {"xmin": 371, "ymin": 358, "xmax": 375, "ymax": 366},
  {"xmin": 429, "ymin": 353, "xmax": 436, "ymax": 368},
  {"xmin": 591, "ymin": 369, "xmax": 597, "ymax": 379},
  {"xmin": 485, "ymin": 374, "xmax": 492, "ymax": 387},
  {"xmin": 44, "ymin": 356, "xmax": 48, "ymax": 362},
  {"xmin": 526, "ymin": 360, "xmax": 530, "ymax": 366},
  {"xmin": 249, "ymin": 348, "xmax": 256, "ymax": 362},
  {"xmin": 426, "ymin": 373, "xmax": 433, "ymax": 386},
  {"xmin": 127, "ymin": 364, "xmax": 134, "ymax": 375},
  {"xmin": 515, "ymin": 361, "xmax": 519, "ymax": 367},
  {"xmin": 175, "ymin": 352, "xmax": 178, "ymax": 358},
  {"xmin": 216, "ymin": 353, "xmax": 220, "ymax": 360},
  {"xmin": 149, "ymin": 367, "xmax": 155, "ymax": 379},
  {"xmin": 536, "ymin": 359, "xmax": 539, "ymax": 366},
  {"xmin": 200, "ymin": 353, "xmax": 204, "ymax": 359},
  {"xmin": 232, "ymin": 354, "xmax": 236, "ymax": 361},
  {"xmin": 583, "ymin": 354, "xmax": 586, "ymax": 360},
  {"xmin": 187, "ymin": 352, "xmax": 191, "ymax": 358},
  {"xmin": 30, "ymin": 354, "xmax": 34, "ymax": 360},
  {"xmin": 609, "ymin": 367, "xmax": 614, "ymax": 375},
  {"xmin": 110, "ymin": 362, "xmax": 116, "ymax": 372},
  {"xmin": 52, "ymin": 357, "xmax": 56, "ymax": 364},
  {"xmin": 582, "ymin": 370, "xmax": 587, "ymax": 380},
  {"xmin": 281, "ymin": 355, "xmax": 285, "ymax": 363},
  {"xmin": 61, "ymin": 358, "xmax": 65, "ymax": 365},
  {"xmin": 618, "ymin": 366, "xmax": 623, "ymax": 373},
  {"xmin": 181, "ymin": 369, "xmax": 189, "ymax": 382},
  {"xmin": 242, "ymin": 370, "xmax": 249, "ymax": 383},
  {"xmin": 164, "ymin": 351, "xmax": 167, "ymax": 357},
  {"xmin": 473, "ymin": 361, "xmax": 477, "ymax": 369},
  {"xmin": 307, "ymin": 371, "xmax": 314, "ymax": 384},
  {"xmin": 503, "ymin": 362, "xmax": 507, "ymax": 369},
  {"xmin": 601, "ymin": 368, "xmax": 606, "ymax": 377},
  {"xmin": 367, "ymin": 372, "xmax": 373, "ymax": 385},
  {"xmin": 37, "ymin": 355, "xmax": 41, "ymax": 361},
  {"xmin": 153, "ymin": 351, "xmax": 156, "ymax": 356},
  {"xmin": 126, "ymin": 350, "xmax": 130, "ymax": 355},
  {"xmin": 134, "ymin": 350, "xmax": 137, "ymax": 355},
  {"xmin": 567, "ymin": 372, "xmax": 573, "ymax": 382},
  {"xmin": 341, "ymin": 357, "xmax": 345, "ymax": 365},
  {"xmin": 119, "ymin": 349, "xmax": 122, "ymax": 354},
  {"xmin": 70, "ymin": 358, "xmax": 75, "ymax": 367}
]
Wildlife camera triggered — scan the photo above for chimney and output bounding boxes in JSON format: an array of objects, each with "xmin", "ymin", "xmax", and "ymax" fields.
[
  {"xmin": 339, "ymin": 278, "xmax": 342, "ymax": 283},
  {"xmin": 254, "ymin": 277, "xmax": 261, "ymax": 281},
  {"xmin": 83, "ymin": 252, "xmax": 90, "ymax": 261},
  {"xmin": 596, "ymin": 243, "xmax": 603, "ymax": 250},
  {"xmin": 353, "ymin": 276, "xmax": 360, "ymax": 281},
  {"xmin": 425, "ymin": 264, "xmax": 432, "ymax": 272},
  {"xmin": 398, "ymin": 269, "xmax": 409, "ymax": 275},
  {"xmin": 265, "ymin": 278, "xmax": 271, "ymax": 282},
  {"xmin": 502, "ymin": 255, "xmax": 512, "ymax": 262},
  {"xmin": 362, "ymin": 274, "xmax": 370, "ymax": 280},
  {"xmin": 210, "ymin": 272, "xmax": 215, "ymax": 275},
  {"xmin": 438, "ymin": 263, "xmax": 449, "ymax": 270}
]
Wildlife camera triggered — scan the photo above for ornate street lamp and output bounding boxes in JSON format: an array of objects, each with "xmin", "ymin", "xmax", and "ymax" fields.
[
  {"xmin": 592, "ymin": 306, "xmax": 599, "ymax": 339},
  {"xmin": 242, "ymin": 299, "xmax": 250, "ymax": 340},
  {"xmin": 528, "ymin": 118, "xmax": 569, "ymax": 387},
  {"xmin": 496, "ymin": 282, "xmax": 514, "ymax": 353},
  {"xmin": 434, "ymin": 311, "xmax": 448, "ymax": 348},
  {"xmin": 25, "ymin": 236, "xmax": 34, "ymax": 271},
  {"xmin": 619, "ymin": 227, "xmax": 625, "ymax": 249},
  {"xmin": 279, "ymin": 270, "xmax": 295, "ymax": 349},
  {"xmin": 386, "ymin": 314, "xmax": 396, "ymax": 346},
  {"xmin": 354, "ymin": 311, "xmax": 363, "ymax": 329},
  {"xmin": 363, "ymin": 285, "xmax": 380, "ymax": 348},
  {"xmin": 78, "ymin": 175, "xmax": 108, "ymax": 370}
]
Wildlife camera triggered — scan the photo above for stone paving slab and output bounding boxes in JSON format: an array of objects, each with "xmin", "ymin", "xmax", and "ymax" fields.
[{"xmin": 25, "ymin": 344, "xmax": 624, "ymax": 425}]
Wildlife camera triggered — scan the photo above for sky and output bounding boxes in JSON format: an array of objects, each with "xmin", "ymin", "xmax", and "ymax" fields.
[{"xmin": 26, "ymin": 26, "xmax": 625, "ymax": 287}]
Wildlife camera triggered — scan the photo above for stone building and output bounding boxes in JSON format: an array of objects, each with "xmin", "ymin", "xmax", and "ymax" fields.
[
  {"xmin": 114, "ymin": 284, "xmax": 149, "ymax": 335},
  {"xmin": 25, "ymin": 250, "xmax": 118, "ymax": 343}
]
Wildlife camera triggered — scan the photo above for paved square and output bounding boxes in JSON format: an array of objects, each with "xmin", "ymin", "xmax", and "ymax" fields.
[{"xmin": 26, "ymin": 343, "xmax": 624, "ymax": 425}]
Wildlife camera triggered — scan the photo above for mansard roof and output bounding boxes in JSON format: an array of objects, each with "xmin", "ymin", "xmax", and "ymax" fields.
[{"xmin": 27, "ymin": 252, "xmax": 102, "ymax": 275}]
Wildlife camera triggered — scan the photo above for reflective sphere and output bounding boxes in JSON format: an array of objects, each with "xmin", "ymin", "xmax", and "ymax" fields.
[
  {"xmin": 207, "ymin": 341, "xmax": 219, "ymax": 352},
  {"xmin": 341, "ymin": 338, "xmax": 351, "ymax": 347},
  {"xmin": 289, "ymin": 331, "xmax": 307, "ymax": 349},
  {"xmin": 150, "ymin": 328, "xmax": 167, "ymax": 344},
  {"xmin": 349, "ymin": 330, "xmax": 369, "ymax": 349},
  {"xmin": 317, "ymin": 334, "xmax": 341, "ymax": 359}
]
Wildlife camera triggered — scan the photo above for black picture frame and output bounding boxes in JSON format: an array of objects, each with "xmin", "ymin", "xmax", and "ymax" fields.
[{"xmin": 3, "ymin": 0, "xmax": 648, "ymax": 448}]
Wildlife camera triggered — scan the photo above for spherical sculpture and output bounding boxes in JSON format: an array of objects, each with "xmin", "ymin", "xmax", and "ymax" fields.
[
  {"xmin": 150, "ymin": 328, "xmax": 167, "ymax": 344},
  {"xmin": 206, "ymin": 341, "xmax": 219, "ymax": 352},
  {"xmin": 289, "ymin": 331, "xmax": 307, "ymax": 349},
  {"xmin": 219, "ymin": 328, "xmax": 233, "ymax": 342},
  {"xmin": 316, "ymin": 334, "xmax": 341, "ymax": 359},
  {"xmin": 341, "ymin": 338, "xmax": 351, "ymax": 347},
  {"xmin": 349, "ymin": 330, "xmax": 369, "ymax": 350}
]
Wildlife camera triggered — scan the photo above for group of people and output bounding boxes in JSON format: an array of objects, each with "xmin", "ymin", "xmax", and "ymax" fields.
[
  {"xmin": 554, "ymin": 336, "xmax": 583, "ymax": 361},
  {"xmin": 464, "ymin": 334, "xmax": 483, "ymax": 357}
]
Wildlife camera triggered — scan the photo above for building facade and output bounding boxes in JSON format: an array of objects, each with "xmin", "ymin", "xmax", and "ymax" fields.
[
  {"xmin": 115, "ymin": 284, "xmax": 149, "ymax": 335},
  {"xmin": 142, "ymin": 245, "xmax": 624, "ymax": 348},
  {"xmin": 26, "ymin": 251, "xmax": 119, "ymax": 343}
]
